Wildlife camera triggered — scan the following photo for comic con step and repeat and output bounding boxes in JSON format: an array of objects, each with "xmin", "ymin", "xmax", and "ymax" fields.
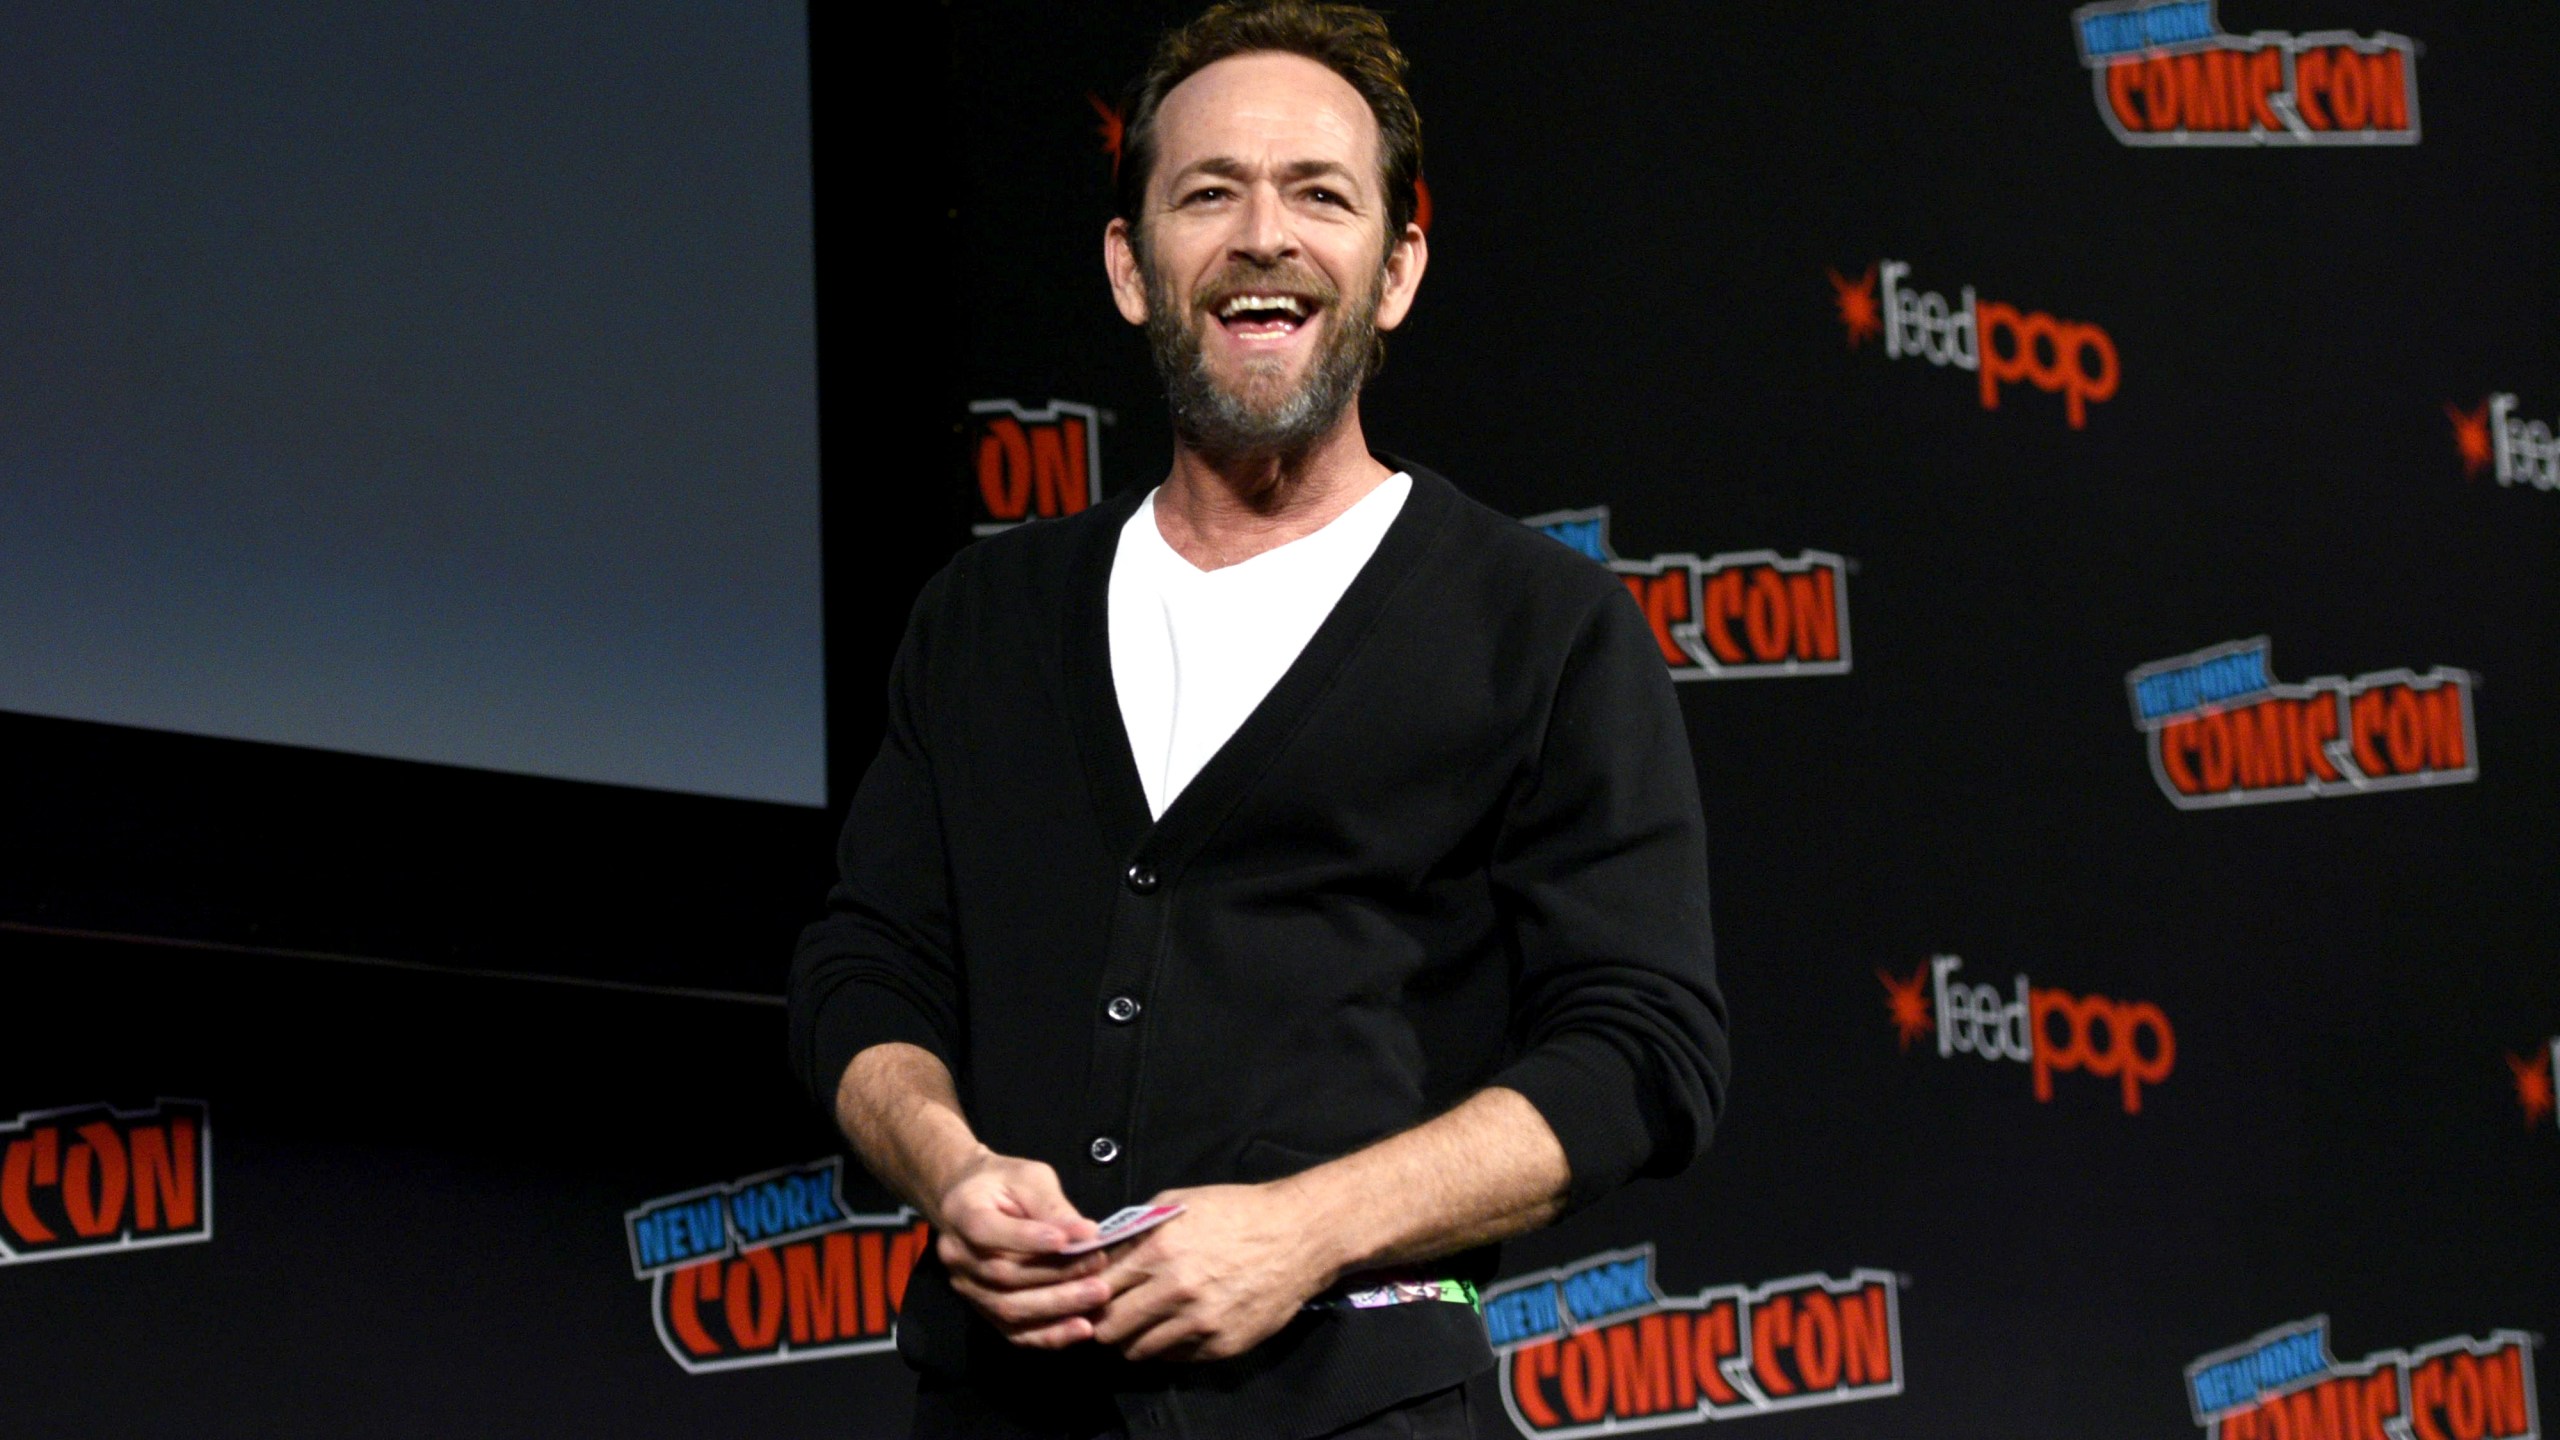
[
  {"xmin": 930, "ymin": 1, "xmax": 2557, "ymax": 1436},
  {"xmin": 5, "ymin": 2, "xmax": 2556, "ymax": 1436}
]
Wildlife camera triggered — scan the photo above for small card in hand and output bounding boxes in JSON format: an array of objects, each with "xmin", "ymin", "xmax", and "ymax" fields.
[{"xmin": 1058, "ymin": 1202, "xmax": 1185, "ymax": 1255}]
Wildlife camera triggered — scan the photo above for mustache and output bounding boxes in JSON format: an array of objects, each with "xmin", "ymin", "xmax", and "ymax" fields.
[{"xmin": 1189, "ymin": 261, "xmax": 1342, "ymax": 316}]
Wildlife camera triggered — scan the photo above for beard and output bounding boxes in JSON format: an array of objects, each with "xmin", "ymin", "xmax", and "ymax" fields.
[{"xmin": 1143, "ymin": 251, "xmax": 1385, "ymax": 464}]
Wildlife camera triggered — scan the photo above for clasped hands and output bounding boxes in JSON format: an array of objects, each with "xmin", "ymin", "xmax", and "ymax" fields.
[{"xmin": 932, "ymin": 1150, "xmax": 1335, "ymax": 1363}]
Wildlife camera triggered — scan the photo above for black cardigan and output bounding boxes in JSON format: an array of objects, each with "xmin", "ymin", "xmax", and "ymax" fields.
[{"xmin": 789, "ymin": 464, "xmax": 1728, "ymax": 1439}]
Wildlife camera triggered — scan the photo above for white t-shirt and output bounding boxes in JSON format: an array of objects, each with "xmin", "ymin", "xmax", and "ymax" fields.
[{"xmin": 1108, "ymin": 472, "xmax": 1412, "ymax": 819}]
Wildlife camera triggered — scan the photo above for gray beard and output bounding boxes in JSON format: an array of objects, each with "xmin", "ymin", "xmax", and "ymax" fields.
[{"xmin": 1145, "ymin": 267, "xmax": 1382, "ymax": 463}]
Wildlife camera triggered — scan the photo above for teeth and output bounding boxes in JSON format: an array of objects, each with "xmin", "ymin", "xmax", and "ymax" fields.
[{"xmin": 1218, "ymin": 294, "xmax": 1308, "ymax": 320}]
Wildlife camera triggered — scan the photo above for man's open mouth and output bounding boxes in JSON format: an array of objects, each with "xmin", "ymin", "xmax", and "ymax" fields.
[{"xmin": 1211, "ymin": 292, "xmax": 1318, "ymax": 340}]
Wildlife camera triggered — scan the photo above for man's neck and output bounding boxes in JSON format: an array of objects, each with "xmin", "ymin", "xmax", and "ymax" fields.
[{"xmin": 1151, "ymin": 407, "xmax": 1394, "ymax": 572}]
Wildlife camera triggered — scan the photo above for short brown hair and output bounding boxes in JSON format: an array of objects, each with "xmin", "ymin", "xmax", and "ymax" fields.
[{"xmin": 1116, "ymin": 1, "xmax": 1423, "ymax": 245}]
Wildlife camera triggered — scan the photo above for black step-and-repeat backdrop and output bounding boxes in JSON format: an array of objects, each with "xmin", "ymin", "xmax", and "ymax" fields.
[
  {"xmin": 937, "ymin": 1, "xmax": 2557, "ymax": 1436},
  {"xmin": 2, "ymin": 3, "xmax": 2553, "ymax": 1436}
]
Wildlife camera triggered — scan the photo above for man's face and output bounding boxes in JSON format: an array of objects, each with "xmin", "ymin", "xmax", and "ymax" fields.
[{"xmin": 1108, "ymin": 52, "xmax": 1424, "ymax": 458}]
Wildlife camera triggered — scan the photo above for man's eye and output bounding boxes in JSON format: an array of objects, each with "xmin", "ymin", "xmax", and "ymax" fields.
[
  {"xmin": 1182, "ymin": 187, "xmax": 1228, "ymax": 205},
  {"xmin": 1305, "ymin": 188, "xmax": 1346, "ymax": 207}
]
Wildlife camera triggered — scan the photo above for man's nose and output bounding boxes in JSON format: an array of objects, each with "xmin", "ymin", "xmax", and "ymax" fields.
[{"xmin": 1230, "ymin": 183, "xmax": 1294, "ymax": 263}]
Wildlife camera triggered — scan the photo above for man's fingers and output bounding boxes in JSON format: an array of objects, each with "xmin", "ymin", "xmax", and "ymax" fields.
[
  {"xmin": 938, "ymin": 1228, "xmax": 1109, "ymax": 1289},
  {"xmin": 945, "ymin": 1203, "xmax": 1071, "ymax": 1257},
  {"xmin": 1090, "ymin": 1274, "xmax": 1184, "ymax": 1347},
  {"xmin": 1092, "ymin": 1255, "xmax": 1151, "ymax": 1301},
  {"xmin": 1003, "ymin": 1162, "xmax": 1100, "ymax": 1244},
  {"xmin": 942, "ymin": 1158, "xmax": 1099, "ymax": 1251},
  {"xmin": 966, "ymin": 1250, "xmax": 1109, "ymax": 1290},
  {"xmin": 1003, "ymin": 1314, "xmax": 1097, "ymax": 1349},
  {"xmin": 951, "ymin": 1272, "xmax": 1112, "ymax": 1329},
  {"xmin": 1114, "ymin": 1311, "xmax": 1204, "ymax": 1363},
  {"xmin": 947, "ymin": 1269, "xmax": 1099, "ymax": 1348},
  {"xmin": 1090, "ymin": 1232, "xmax": 1172, "ymax": 1299}
]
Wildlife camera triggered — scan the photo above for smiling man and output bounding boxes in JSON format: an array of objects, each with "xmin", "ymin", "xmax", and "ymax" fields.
[{"xmin": 789, "ymin": 5, "xmax": 1728, "ymax": 1438}]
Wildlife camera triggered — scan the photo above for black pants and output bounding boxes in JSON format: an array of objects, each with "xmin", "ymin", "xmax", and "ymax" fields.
[{"xmin": 911, "ymin": 1371, "xmax": 1495, "ymax": 1440}]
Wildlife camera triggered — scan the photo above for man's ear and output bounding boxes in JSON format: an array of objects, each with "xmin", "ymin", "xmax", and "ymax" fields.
[
  {"xmin": 1104, "ymin": 218, "xmax": 1150, "ymax": 326},
  {"xmin": 1374, "ymin": 221, "xmax": 1430, "ymax": 333}
]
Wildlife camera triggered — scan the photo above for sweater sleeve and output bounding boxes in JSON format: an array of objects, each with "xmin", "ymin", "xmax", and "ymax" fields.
[
  {"xmin": 1487, "ymin": 582, "xmax": 1729, "ymax": 1212},
  {"xmin": 787, "ymin": 570, "xmax": 967, "ymax": 1110}
]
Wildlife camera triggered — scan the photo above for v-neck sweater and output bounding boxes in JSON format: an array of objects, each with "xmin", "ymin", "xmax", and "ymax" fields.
[
  {"xmin": 791, "ymin": 463, "xmax": 1727, "ymax": 1439},
  {"xmin": 1110, "ymin": 472, "xmax": 1411, "ymax": 819}
]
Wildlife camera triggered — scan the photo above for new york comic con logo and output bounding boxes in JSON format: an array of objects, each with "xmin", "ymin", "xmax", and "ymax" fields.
[
  {"xmin": 2507, "ymin": 1033, "xmax": 2557, "ymax": 1135},
  {"xmin": 2128, "ymin": 638, "xmax": 2476, "ymax": 809},
  {"xmin": 2187, "ymin": 1316, "xmax": 2539, "ymax": 1440},
  {"xmin": 625, "ymin": 1157, "xmax": 929, "ymax": 1373},
  {"xmin": 1483, "ymin": 1245, "xmax": 1902, "ymax": 1437},
  {"xmin": 2073, "ymin": 1, "xmax": 2419, "ymax": 146},
  {"xmin": 968, "ymin": 399, "xmax": 1105, "ymax": 535},
  {"xmin": 2446, "ymin": 395, "xmax": 2560, "ymax": 493},
  {"xmin": 1525, "ymin": 508, "xmax": 1849, "ymax": 679},
  {"xmin": 0, "ymin": 1100, "xmax": 210, "ymax": 1265},
  {"xmin": 1827, "ymin": 261, "xmax": 2119, "ymax": 429},
  {"xmin": 1879, "ymin": 954, "xmax": 2176, "ymax": 1114}
]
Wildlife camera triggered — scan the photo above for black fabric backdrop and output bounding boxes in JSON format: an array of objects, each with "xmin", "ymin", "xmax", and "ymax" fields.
[
  {"xmin": 933, "ymin": 4, "xmax": 2558, "ymax": 1435},
  {"xmin": 1, "ymin": 2, "xmax": 2554, "ymax": 1436}
]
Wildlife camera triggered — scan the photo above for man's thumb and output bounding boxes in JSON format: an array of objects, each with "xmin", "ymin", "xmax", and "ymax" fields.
[{"xmin": 1009, "ymin": 1162, "xmax": 1098, "ymax": 1244}]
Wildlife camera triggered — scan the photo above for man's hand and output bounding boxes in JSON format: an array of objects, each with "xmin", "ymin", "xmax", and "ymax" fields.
[
  {"xmin": 835, "ymin": 1047, "xmax": 1115, "ymax": 1350},
  {"xmin": 838, "ymin": 1044, "xmax": 1568, "ymax": 1363},
  {"xmin": 1089, "ymin": 1182, "xmax": 1334, "ymax": 1362},
  {"xmin": 934, "ymin": 1150, "xmax": 1111, "ymax": 1349},
  {"xmin": 1086, "ymin": 1090, "xmax": 1569, "ymax": 1364}
]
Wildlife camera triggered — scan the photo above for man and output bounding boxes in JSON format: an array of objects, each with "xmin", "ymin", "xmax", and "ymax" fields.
[{"xmin": 789, "ymin": 4, "xmax": 1727, "ymax": 1436}]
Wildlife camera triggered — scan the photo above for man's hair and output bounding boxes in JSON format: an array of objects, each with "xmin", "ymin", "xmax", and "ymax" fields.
[{"xmin": 1116, "ymin": 1, "xmax": 1423, "ymax": 247}]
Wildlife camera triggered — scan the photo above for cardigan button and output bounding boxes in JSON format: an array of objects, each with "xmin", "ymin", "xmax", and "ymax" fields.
[
  {"xmin": 1105, "ymin": 996, "xmax": 1141, "ymax": 1023},
  {"xmin": 1123, "ymin": 864, "xmax": 1160, "ymax": 895},
  {"xmin": 1088, "ymin": 1136, "xmax": 1122, "ymax": 1164}
]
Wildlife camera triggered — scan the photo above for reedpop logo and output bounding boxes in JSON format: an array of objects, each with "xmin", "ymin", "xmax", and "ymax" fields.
[
  {"xmin": 2508, "ymin": 1036, "xmax": 2556, "ymax": 1134},
  {"xmin": 1879, "ymin": 955, "xmax": 2176, "ymax": 1114},
  {"xmin": 1828, "ymin": 260, "xmax": 2120, "ymax": 429},
  {"xmin": 2447, "ymin": 395, "xmax": 2559, "ymax": 492}
]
